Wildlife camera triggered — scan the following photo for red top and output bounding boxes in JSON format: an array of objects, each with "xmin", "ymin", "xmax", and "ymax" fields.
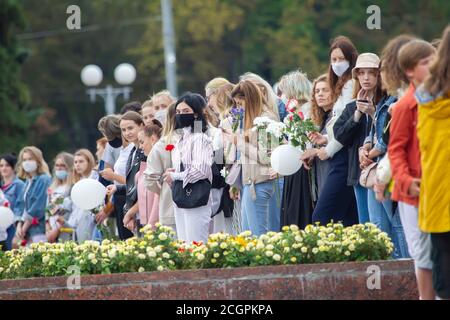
[{"xmin": 388, "ymin": 84, "xmax": 421, "ymax": 207}]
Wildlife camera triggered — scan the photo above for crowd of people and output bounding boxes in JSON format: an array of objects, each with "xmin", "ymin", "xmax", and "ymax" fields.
[{"xmin": 0, "ymin": 25, "xmax": 449, "ymax": 299}]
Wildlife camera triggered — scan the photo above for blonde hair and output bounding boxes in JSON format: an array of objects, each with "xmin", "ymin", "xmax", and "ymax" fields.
[
  {"xmin": 215, "ymin": 83, "xmax": 235, "ymax": 118},
  {"xmin": 162, "ymin": 102, "xmax": 177, "ymax": 143},
  {"xmin": 205, "ymin": 77, "xmax": 230, "ymax": 98},
  {"xmin": 72, "ymin": 149, "xmax": 96, "ymax": 183},
  {"xmin": 146, "ymin": 90, "xmax": 175, "ymax": 109},
  {"xmin": 17, "ymin": 146, "xmax": 50, "ymax": 180},
  {"xmin": 278, "ymin": 70, "xmax": 312, "ymax": 105},
  {"xmin": 240, "ymin": 72, "xmax": 280, "ymax": 121},
  {"xmin": 50, "ymin": 152, "xmax": 74, "ymax": 189}
]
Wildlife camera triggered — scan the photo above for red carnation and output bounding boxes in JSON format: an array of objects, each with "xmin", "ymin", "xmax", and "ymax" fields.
[
  {"xmin": 289, "ymin": 114, "xmax": 294, "ymax": 121},
  {"xmin": 298, "ymin": 111, "xmax": 305, "ymax": 120},
  {"xmin": 178, "ymin": 247, "xmax": 185, "ymax": 253},
  {"xmin": 21, "ymin": 239, "xmax": 28, "ymax": 247},
  {"xmin": 165, "ymin": 144, "xmax": 175, "ymax": 152},
  {"xmin": 4, "ymin": 201, "xmax": 10, "ymax": 208},
  {"xmin": 31, "ymin": 217, "xmax": 39, "ymax": 226}
]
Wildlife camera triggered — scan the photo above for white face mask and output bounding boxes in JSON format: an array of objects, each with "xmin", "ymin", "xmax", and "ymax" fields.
[
  {"xmin": 332, "ymin": 60, "xmax": 350, "ymax": 77},
  {"xmin": 22, "ymin": 160, "xmax": 38, "ymax": 173}
]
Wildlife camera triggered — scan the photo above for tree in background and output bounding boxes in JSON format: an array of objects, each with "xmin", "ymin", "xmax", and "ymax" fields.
[{"xmin": 0, "ymin": 0, "xmax": 32, "ymax": 153}]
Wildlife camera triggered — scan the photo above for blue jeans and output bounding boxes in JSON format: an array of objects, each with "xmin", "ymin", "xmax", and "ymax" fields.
[
  {"xmin": 5, "ymin": 225, "xmax": 16, "ymax": 251},
  {"xmin": 367, "ymin": 190, "xmax": 410, "ymax": 259},
  {"xmin": 354, "ymin": 184, "xmax": 370, "ymax": 224},
  {"xmin": 241, "ymin": 179, "xmax": 283, "ymax": 236}
]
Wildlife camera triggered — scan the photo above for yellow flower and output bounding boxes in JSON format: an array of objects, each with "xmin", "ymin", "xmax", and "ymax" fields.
[
  {"xmin": 91, "ymin": 259, "xmax": 98, "ymax": 265},
  {"xmin": 219, "ymin": 242, "xmax": 228, "ymax": 249},
  {"xmin": 213, "ymin": 252, "xmax": 220, "ymax": 258},
  {"xmin": 282, "ymin": 226, "xmax": 290, "ymax": 232},
  {"xmin": 301, "ymin": 247, "xmax": 308, "ymax": 253},
  {"xmin": 290, "ymin": 225, "xmax": 299, "ymax": 232},
  {"xmin": 348, "ymin": 244, "xmax": 355, "ymax": 251},
  {"xmin": 290, "ymin": 257, "xmax": 297, "ymax": 263},
  {"xmin": 42, "ymin": 255, "xmax": 50, "ymax": 264},
  {"xmin": 162, "ymin": 252, "xmax": 170, "ymax": 259},
  {"xmin": 211, "ymin": 258, "xmax": 217, "ymax": 263},
  {"xmin": 312, "ymin": 248, "xmax": 319, "ymax": 254},
  {"xmin": 196, "ymin": 253, "xmax": 205, "ymax": 261}
]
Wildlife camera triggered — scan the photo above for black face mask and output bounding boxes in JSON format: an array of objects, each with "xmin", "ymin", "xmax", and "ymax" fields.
[
  {"xmin": 175, "ymin": 114, "xmax": 196, "ymax": 129},
  {"xmin": 108, "ymin": 137, "xmax": 122, "ymax": 148}
]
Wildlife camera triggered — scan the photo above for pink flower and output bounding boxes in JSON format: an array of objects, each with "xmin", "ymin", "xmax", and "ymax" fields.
[{"xmin": 298, "ymin": 111, "xmax": 305, "ymax": 120}]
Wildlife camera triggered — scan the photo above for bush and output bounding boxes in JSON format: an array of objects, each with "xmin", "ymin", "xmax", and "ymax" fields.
[{"xmin": 0, "ymin": 223, "xmax": 393, "ymax": 280}]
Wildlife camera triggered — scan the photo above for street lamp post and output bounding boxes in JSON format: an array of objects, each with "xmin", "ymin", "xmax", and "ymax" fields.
[{"xmin": 81, "ymin": 63, "xmax": 137, "ymax": 115}]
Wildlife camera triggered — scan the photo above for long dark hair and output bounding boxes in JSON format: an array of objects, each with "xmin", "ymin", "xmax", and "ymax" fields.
[
  {"xmin": 328, "ymin": 36, "xmax": 359, "ymax": 100},
  {"xmin": 175, "ymin": 92, "xmax": 209, "ymax": 133}
]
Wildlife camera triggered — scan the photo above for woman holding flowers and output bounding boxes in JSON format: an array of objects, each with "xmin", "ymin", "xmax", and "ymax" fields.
[
  {"xmin": 13, "ymin": 146, "xmax": 51, "ymax": 247},
  {"xmin": 230, "ymin": 80, "xmax": 283, "ymax": 236},
  {"xmin": 46, "ymin": 152, "xmax": 74, "ymax": 243},
  {"xmin": 277, "ymin": 70, "xmax": 315, "ymax": 229}
]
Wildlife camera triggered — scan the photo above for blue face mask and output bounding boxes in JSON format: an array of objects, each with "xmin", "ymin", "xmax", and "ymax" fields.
[{"xmin": 55, "ymin": 170, "xmax": 68, "ymax": 180}]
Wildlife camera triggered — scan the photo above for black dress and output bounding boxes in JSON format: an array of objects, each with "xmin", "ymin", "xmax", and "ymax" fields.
[{"xmin": 280, "ymin": 165, "xmax": 315, "ymax": 230}]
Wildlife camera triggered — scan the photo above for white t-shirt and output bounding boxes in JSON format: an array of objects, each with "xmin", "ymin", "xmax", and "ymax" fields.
[{"xmin": 113, "ymin": 143, "xmax": 134, "ymax": 185}]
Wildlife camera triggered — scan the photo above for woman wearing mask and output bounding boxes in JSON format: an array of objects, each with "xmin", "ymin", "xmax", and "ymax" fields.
[
  {"xmin": 46, "ymin": 152, "xmax": 74, "ymax": 243},
  {"xmin": 0, "ymin": 154, "xmax": 25, "ymax": 250},
  {"xmin": 302, "ymin": 36, "xmax": 359, "ymax": 227},
  {"xmin": 106, "ymin": 111, "xmax": 145, "ymax": 240},
  {"xmin": 123, "ymin": 121, "xmax": 162, "ymax": 232},
  {"xmin": 144, "ymin": 103, "xmax": 178, "ymax": 235},
  {"xmin": 163, "ymin": 93, "xmax": 213, "ymax": 243},
  {"xmin": 277, "ymin": 70, "xmax": 314, "ymax": 229},
  {"xmin": 231, "ymin": 80, "xmax": 283, "ymax": 236},
  {"xmin": 14, "ymin": 146, "xmax": 51, "ymax": 247}
]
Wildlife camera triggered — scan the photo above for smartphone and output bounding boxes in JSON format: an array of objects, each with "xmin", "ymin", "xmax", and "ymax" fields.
[{"xmin": 357, "ymin": 99, "xmax": 369, "ymax": 103}]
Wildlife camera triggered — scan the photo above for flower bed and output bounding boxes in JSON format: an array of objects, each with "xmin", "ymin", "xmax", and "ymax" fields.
[{"xmin": 0, "ymin": 223, "xmax": 394, "ymax": 280}]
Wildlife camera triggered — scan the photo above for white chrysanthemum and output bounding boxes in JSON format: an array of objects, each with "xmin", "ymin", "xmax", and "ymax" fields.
[
  {"xmin": 42, "ymin": 255, "xmax": 50, "ymax": 264},
  {"xmin": 272, "ymin": 254, "xmax": 281, "ymax": 261},
  {"xmin": 158, "ymin": 233, "xmax": 168, "ymax": 241},
  {"xmin": 138, "ymin": 267, "xmax": 145, "ymax": 273},
  {"xmin": 265, "ymin": 250, "xmax": 274, "ymax": 257},
  {"xmin": 157, "ymin": 265, "xmax": 164, "ymax": 271}
]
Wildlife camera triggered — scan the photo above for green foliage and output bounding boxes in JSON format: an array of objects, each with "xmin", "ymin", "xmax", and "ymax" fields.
[
  {"xmin": 0, "ymin": 0, "xmax": 32, "ymax": 153},
  {"xmin": 2, "ymin": 0, "xmax": 449, "ymax": 158}
]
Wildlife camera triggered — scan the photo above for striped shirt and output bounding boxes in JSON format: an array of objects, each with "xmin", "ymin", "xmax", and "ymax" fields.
[{"xmin": 171, "ymin": 127, "xmax": 213, "ymax": 188}]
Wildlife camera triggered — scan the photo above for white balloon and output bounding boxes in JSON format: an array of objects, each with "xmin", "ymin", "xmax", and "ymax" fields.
[
  {"xmin": 270, "ymin": 145, "xmax": 302, "ymax": 176},
  {"xmin": 114, "ymin": 63, "xmax": 136, "ymax": 85},
  {"xmin": 71, "ymin": 179, "xmax": 107, "ymax": 210},
  {"xmin": 0, "ymin": 206, "xmax": 15, "ymax": 229}
]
